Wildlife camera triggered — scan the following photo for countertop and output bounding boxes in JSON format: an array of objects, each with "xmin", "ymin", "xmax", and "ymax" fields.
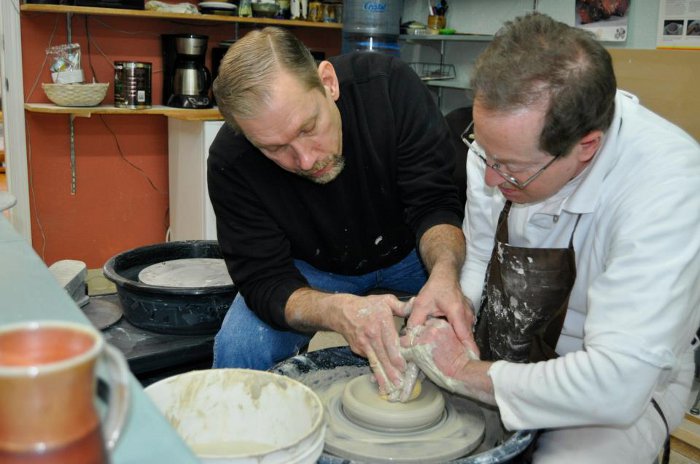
[{"xmin": 0, "ymin": 215, "xmax": 198, "ymax": 463}]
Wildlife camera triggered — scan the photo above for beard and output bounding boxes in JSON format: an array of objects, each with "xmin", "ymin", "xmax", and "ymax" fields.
[{"xmin": 298, "ymin": 153, "xmax": 345, "ymax": 184}]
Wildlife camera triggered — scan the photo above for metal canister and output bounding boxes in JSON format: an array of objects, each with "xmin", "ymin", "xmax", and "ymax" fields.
[{"xmin": 114, "ymin": 61, "xmax": 152, "ymax": 108}]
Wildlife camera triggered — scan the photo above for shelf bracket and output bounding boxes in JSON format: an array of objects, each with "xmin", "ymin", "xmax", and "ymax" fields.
[
  {"xmin": 69, "ymin": 114, "xmax": 76, "ymax": 195},
  {"xmin": 65, "ymin": 12, "xmax": 76, "ymax": 195}
]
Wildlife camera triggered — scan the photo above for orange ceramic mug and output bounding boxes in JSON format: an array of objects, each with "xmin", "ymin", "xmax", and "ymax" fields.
[{"xmin": 0, "ymin": 321, "xmax": 130, "ymax": 464}]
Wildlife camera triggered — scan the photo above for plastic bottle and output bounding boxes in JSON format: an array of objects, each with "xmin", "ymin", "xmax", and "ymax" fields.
[{"xmin": 342, "ymin": 0, "xmax": 404, "ymax": 56}]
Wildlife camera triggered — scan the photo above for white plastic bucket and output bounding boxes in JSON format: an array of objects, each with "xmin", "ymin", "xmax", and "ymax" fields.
[{"xmin": 145, "ymin": 369, "xmax": 326, "ymax": 464}]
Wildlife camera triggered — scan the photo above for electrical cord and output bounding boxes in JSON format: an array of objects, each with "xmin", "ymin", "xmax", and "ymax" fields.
[
  {"xmin": 97, "ymin": 114, "xmax": 166, "ymax": 195},
  {"xmin": 24, "ymin": 117, "xmax": 48, "ymax": 261},
  {"xmin": 83, "ymin": 16, "xmax": 163, "ymax": 75},
  {"xmin": 24, "ymin": 15, "xmax": 59, "ymax": 260},
  {"xmin": 85, "ymin": 15, "xmax": 166, "ymax": 196},
  {"xmin": 83, "ymin": 16, "xmax": 99, "ymax": 83}
]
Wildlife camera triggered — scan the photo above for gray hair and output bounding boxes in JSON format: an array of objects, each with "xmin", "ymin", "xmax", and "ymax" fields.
[
  {"xmin": 470, "ymin": 12, "xmax": 616, "ymax": 157},
  {"xmin": 212, "ymin": 27, "xmax": 324, "ymax": 133}
]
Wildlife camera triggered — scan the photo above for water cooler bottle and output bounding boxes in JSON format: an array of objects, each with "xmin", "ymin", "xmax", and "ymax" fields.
[{"xmin": 342, "ymin": 0, "xmax": 404, "ymax": 56}]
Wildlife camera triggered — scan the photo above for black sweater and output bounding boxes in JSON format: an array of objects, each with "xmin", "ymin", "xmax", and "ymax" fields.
[{"xmin": 207, "ymin": 52, "xmax": 462, "ymax": 330}]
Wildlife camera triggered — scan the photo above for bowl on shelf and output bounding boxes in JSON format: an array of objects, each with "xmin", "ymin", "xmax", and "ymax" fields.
[
  {"xmin": 42, "ymin": 82, "xmax": 109, "ymax": 107},
  {"xmin": 199, "ymin": 1, "xmax": 238, "ymax": 15},
  {"xmin": 252, "ymin": 2, "xmax": 278, "ymax": 17}
]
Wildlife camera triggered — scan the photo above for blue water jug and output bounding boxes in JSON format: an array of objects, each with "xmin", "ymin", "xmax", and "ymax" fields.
[{"xmin": 342, "ymin": 0, "xmax": 404, "ymax": 56}]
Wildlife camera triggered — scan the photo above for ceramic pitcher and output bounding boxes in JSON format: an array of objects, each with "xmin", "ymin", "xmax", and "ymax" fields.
[{"xmin": 0, "ymin": 320, "xmax": 130, "ymax": 463}]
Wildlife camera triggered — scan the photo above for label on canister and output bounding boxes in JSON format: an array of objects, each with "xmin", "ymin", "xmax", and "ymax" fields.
[{"xmin": 114, "ymin": 61, "xmax": 152, "ymax": 108}]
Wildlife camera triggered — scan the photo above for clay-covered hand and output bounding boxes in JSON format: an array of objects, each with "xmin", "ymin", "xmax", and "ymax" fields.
[
  {"xmin": 339, "ymin": 294, "xmax": 414, "ymax": 397},
  {"xmin": 400, "ymin": 318, "xmax": 491, "ymax": 404},
  {"xmin": 405, "ymin": 274, "xmax": 480, "ymax": 360},
  {"xmin": 397, "ymin": 361, "xmax": 424, "ymax": 402}
]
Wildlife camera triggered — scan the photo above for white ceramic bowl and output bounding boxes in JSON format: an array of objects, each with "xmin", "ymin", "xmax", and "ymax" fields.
[{"xmin": 145, "ymin": 369, "xmax": 325, "ymax": 464}]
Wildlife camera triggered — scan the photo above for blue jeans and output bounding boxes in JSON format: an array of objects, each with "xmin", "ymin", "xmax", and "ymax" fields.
[{"xmin": 212, "ymin": 249, "xmax": 427, "ymax": 370}]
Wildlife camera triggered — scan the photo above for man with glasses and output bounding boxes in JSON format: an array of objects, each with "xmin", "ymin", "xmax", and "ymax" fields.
[
  {"xmin": 208, "ymin": 27, "xmax": 473, "ymax": 399},
  {"xmin": 401, "ymin": 12, "xmax": 700, "ymax": 463}
]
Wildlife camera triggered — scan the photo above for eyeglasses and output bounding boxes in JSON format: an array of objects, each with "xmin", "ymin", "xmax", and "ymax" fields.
[{"xmin": 460, "ymin": 121, "xmax": 558, "ymax": 189}]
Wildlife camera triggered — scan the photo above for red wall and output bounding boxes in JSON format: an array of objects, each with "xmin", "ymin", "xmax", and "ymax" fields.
[{"xmin": 21, "ymin": 10, "xmax": 341, "ymax": 268}]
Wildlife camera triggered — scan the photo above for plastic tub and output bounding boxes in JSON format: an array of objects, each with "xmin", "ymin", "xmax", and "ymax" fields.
[{"xmin": 145, "ymin": 369, "xmax": 326, "ymax": 463}]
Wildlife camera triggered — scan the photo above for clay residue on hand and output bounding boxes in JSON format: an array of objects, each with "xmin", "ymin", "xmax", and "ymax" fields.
[{"xmin": 401, "ymin": 335, "xmax": 494, "ymax": 406}]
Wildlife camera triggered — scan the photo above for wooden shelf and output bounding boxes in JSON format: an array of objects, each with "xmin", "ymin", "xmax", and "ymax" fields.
[
  {"xmin": 20, "ymin": 4, "xmax": 342, "ymax": 29},
  {"xmin": 25, "ymin": 103, "xmax": 223, "ymax": 121}
]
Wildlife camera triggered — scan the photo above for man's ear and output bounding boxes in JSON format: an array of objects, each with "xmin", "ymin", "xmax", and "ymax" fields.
[
  {"xmin": 317, "ymin": 61, "xmax": 340, "ymax": 101},
  {"xmin": 577, "ymin": 130, "xmax": 603, "ymax": 163}
]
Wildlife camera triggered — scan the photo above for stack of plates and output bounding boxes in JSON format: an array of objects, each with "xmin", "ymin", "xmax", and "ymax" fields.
[{"xmin": 199, "ymin": 1, "xmax": 238, "ymax": 15}]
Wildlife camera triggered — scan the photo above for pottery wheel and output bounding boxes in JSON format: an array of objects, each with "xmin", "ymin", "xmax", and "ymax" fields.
[
  {"xmin": 138, "ymin": 258, "xmax": 233, "ymax": 288},
  {"xmin": 81, "ymin": 298, "xmax": 122, "ymax": 330},
  {"xmin": 317, "ymin": 372, "xmax": 486, "ymax": 463}
]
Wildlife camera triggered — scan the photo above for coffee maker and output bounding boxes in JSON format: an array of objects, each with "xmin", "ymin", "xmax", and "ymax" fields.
[{"xmin": 162, "ymin": 34, "xmax": 212, "ymax": 109}]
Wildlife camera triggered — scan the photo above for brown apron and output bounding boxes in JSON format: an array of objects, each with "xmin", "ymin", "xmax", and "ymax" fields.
[{"xmin": 474, "ymin": 201, "xmax": 580, "ymax": 363}]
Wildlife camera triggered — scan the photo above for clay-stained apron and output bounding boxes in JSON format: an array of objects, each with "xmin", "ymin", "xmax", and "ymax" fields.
[{"xmin": 474, "ymin": 201, "xmax": 580, "ymax": 363}]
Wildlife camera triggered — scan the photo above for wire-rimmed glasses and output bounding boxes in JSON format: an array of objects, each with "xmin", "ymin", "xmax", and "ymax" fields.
[{"xmin": 460, "ymin": 121, "xmax": 558, "ymax": 189}]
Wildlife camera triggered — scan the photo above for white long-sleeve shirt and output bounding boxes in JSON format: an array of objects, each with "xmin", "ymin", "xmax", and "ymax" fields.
[{"xmin": 461, "ymin": 91, "xmax": 700, "ymax": 462}]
